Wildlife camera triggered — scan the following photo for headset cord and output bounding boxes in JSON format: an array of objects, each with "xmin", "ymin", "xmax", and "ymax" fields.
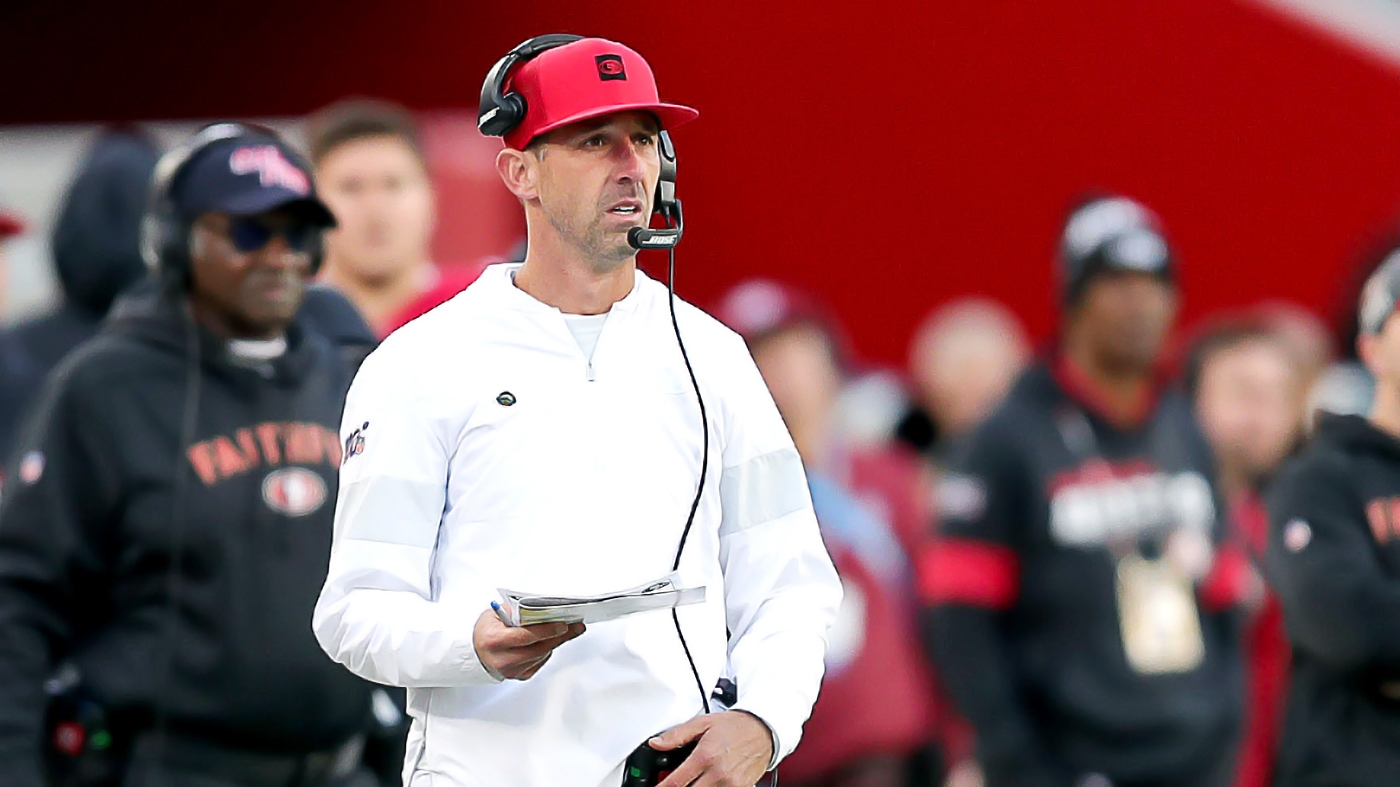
[
  {"xmin": 663, "ymin": 218, "xmax": 780, "ymax": 785},
  {"xmin": 151, "ymin": 297, "xmax": 202, "ymax": 763},
  {"xmin": 663, "ymin": 208, "xmax": 711, "ymax": 718}
]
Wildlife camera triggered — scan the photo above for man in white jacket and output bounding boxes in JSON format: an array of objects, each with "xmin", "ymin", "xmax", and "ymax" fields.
[{"xmin": 312, "ymin": 35, "xmax": 842, "ymax": 787}]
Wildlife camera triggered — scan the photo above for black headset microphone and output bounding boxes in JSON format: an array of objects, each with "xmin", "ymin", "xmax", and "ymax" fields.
[{"xmin": 480, "ymin": 37, "xmax": 738, "ymax": 783}]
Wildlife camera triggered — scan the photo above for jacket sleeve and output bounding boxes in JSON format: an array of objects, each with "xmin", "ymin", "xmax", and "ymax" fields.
[
  {"xmin": 0, "ymin": 372, "xmax": 121, "ymax": 787},
  {"xmin": 715, "ymin": 340, "xmax": 842, "ymax": 768},
  {"xmin": 312, "ymin": 351, "xmax": 499, "ymax": 688},
  {"xmin": 918, "ymin": 422, "xmax": 1072, "ymax": 787},
  {"xmin": 1266, "ymin": 454, "xmax": 1400, "ymax": 672}
]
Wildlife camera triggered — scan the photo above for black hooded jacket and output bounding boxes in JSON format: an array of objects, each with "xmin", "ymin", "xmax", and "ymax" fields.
[
  {"xmin": 1267, "ymin": 413, "xmax": 1400, "ymax": 787},
  {"xmin": 0, "ymin": 285, "xmax": 374, "ymax": 787},
  {"xmin": 0, "ymin": 129, "xmax": 158, "ymax": 460}
]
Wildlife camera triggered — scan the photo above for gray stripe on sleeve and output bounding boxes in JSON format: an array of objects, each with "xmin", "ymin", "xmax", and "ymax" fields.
[
  {"xmin": 719, "ymin": 447, "xmax": 809, "ymax": 537},
  {"xmin": 335, "ymin": 475, "xmax": 446, "ymax": 548}
]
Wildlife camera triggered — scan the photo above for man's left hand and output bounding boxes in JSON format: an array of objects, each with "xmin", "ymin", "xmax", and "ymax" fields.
[{"xmin": 650, "ymin": 710, "xmax": 773, "ymax": 787}]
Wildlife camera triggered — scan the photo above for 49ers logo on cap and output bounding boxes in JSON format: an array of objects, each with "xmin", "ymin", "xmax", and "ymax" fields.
[
  {"xmin": 595, "ymin": 54, "xmax": 627, "ymax": 81},
  {"xmin": 230, "ymin": 145, "xmax": 310, "ymax": 195},
  {"xmin": 261, "ymin": 467, "xmax": 327, "ymax": 517}
]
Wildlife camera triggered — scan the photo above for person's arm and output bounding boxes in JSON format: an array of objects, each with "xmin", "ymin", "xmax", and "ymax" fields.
[
  {"xmin": 312, "ymin": 352, "xmax": 499, "ymax": 688},
  {"xmin": 918, "ymin": 423, "xmax": 1073, "ymax": 787},
  {"xmin": 0, "ymin": 372, "xmax": 120, "ymax": 787},
  {"xmin": 1266, "ymin": 455, "xmax": 1400, "ymax": 672},
  {"xmin": 715, "ymin": 344, "xmax": 843, "ymax": 768}
]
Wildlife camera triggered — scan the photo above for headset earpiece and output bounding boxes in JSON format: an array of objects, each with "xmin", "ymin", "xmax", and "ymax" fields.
[
  {"xmin": 477, "ymin": 34, "xmax": 584, "ymax": 137},
  {"xmin": 656, "ymin": 130, "xmax": 678, "ymax": 215}
]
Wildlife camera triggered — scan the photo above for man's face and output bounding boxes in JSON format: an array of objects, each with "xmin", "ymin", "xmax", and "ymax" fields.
[
  {"xmin": 912, "ymin": 308, "xmax": 1028, "ymax": 438},
  {"xmin": 1071, "ymin": 271, "xmax": 1178, "ymax": 375},
  {"xmin": 188, "ymin": 208, "xmax": 316, "ymax": 338},
  {"xmin": 529, "ymin": 111, "xmax": 661, "ymax": 271},
  {"xmin": 751, "ymin": 324, "xmax": 842, "ymax": 462},
  {"xmin": 316, "ymin": 135, "xmax": 435, "ymax": 286},
  {"xmin": 1195, "ymin": 338, "xmax": 1300, "ymax": 484}
]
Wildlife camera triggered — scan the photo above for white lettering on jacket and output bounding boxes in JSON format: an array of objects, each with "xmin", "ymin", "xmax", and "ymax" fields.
[{"xmin": 1048, "ymin": 462, "xmax": 1215, "ymax": 547}]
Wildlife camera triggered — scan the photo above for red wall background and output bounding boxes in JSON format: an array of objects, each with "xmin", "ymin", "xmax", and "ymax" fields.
[{"xmin": 7, "ymin": 0, "xmax": 1400, "ymax": 366}]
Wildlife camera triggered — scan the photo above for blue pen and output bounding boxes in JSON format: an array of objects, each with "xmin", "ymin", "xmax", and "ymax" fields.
[{"xmin": 490, "ymin": 600, "xmax": 515, "ymax": 627}]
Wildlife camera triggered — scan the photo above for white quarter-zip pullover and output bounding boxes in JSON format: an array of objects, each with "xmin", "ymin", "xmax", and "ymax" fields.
[{"xmin": 313, "ymin": 263, "xmax": 841, "ymax": 786}]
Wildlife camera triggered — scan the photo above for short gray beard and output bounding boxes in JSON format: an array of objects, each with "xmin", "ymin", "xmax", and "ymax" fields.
[{"xmin": 543, "ymin": 204, "xmax": 634, "ymax": 273}]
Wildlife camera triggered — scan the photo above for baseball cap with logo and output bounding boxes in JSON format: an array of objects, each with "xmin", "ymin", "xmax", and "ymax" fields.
[
  {"xmin": 1059, "ymin": 195, "xmax": 1174, "ymax": 304},
  {"xmin": 1359, "ymin": 250, "xmax": 1400, "ymax": 335},
  {"xmin": 172, "ymin": 138, "xmax": 335, "ymax": 227},
  {"xmin": 502, "ymin": 38, "xmax": 698, "ymax": 150}
]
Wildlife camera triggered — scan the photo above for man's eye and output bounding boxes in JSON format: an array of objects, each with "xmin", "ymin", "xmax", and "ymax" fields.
[
  {"xmin": 583, "ymin": 135, "xmax": 607, "ymax": 148},
  {"xmin": 636, "ymin": 135, "xmax": 656, "ymax": 146}
]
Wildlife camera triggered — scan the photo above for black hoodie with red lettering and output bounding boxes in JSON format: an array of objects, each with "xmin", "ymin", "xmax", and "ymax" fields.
[
  {"xmin": 0, "ymin": 284, "xmax": 372, "ymax": 787},
  {"xmin": 1266, "ymin": 413, "xmax": 1400, "ymax": 787},
  {"xmin": 918, "ymin": 359, "xmax": 1246, "ymax": 787}
]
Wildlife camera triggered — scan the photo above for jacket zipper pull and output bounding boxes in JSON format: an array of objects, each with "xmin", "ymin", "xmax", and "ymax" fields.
[{"xmin": 586, "ymin": 359, "xmax": 596, "ymax": 382}]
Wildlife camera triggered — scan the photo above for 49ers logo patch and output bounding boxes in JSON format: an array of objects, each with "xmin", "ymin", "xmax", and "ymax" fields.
[
  {"xmin": 595, "ymin": 54, "xmax": 627, "ymax": 81},
  {"xmin": 262, "ymin": 467, "xmax": 327, "ymax": 517}
]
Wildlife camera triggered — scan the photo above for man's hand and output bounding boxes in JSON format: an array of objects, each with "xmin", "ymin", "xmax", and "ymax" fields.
[
  {"xmin": 472, "ymin": 609, "xmax": 585, "ymax": 680},
  {"xmin": 651, "ymin": 711, "xmax": 774, "ymax": 787}
]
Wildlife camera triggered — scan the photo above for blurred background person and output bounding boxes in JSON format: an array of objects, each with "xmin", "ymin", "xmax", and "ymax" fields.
[
  {"xmin": 1298, "ymin": 237, "xmax": 1400, "ymax": 430},
  {"xmin": 1264, "ymin": 252, "xmax": 1400, "ymax": 787},
  {"xmin": 922, "ymin": 195, "xmax": 1246, "ymax": 787},
  {"xmin": 0, "ymin": 127, "xmax": 159, "ymax": 462},
  {"xmin": 718, "ymin": 279, "xmax": 939, "ymax": 787},
  {"xmin": 1252, "ymin": 302, "xmax": 1333, "ymax": 427},
  {"xmin": 307, "ymin": 98, "xmax": 481, "ymax": 338},
  {"xmin": 889, "ymin": 299, "xmax": 1033, "ymax": 785},
  {"xmin": 0, "ymin": 124, "xmax": 378, "ymax": 787},
  {"xmin": 1187, "ymin": 319, "xmax": 1303, "ymax": 506},
  {"xmin": 896, "ymin": 298, "xmax": 1031, "ymax": 463},
  {"xmin": 1185, "ymin": 317, "xmax": 1305, "ymax": 787}
]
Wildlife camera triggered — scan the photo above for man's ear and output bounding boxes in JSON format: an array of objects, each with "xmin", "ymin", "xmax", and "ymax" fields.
[{"xmin": 496, "ymin": 148, "xmax": 539, "ymax": 202}]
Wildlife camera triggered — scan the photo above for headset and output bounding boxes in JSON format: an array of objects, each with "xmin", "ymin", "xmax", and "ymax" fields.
[
  {"xmin": 140, "ymin": 122, "xmax": 325, "ymax": 288},
  {"xmin": 478, "ymin": 35, "xmax": 713, "ymax": 724}
]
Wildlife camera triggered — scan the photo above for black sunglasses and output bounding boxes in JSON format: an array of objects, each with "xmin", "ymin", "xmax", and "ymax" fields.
[{"xmin": 227, "ymin": 217, "xmax": 317, "ymax": 254}]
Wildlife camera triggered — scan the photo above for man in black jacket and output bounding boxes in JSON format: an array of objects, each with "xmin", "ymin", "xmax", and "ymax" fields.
[
  {"xmin": 1266, "ymin": 251, "xmax": 1400, "ymax": 786},
  {"xmin": 920, "ymin": 195, "xmax": 1245, "ymax": 787},
  {"xmin": 0, "ymin": 124, "xmax": 377, "ymax": 787}
]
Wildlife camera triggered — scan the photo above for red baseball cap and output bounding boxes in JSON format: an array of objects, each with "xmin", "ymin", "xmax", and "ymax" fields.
[
  {"xmin": 0, "ymin": 209, "xmax": 25, "ymax": 239},
  {"xmin": 503, "ymin": 38, "xmax": 698, "ymax": 150}
]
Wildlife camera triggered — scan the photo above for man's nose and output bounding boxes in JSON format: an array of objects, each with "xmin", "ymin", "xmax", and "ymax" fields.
[
  {"xmin": 613, "ymin": 139, "xmax": 646, "ymax": 182},
  {"xmin": 256, "ymin": 233, "xmax": 305, "ymax": 269}
]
